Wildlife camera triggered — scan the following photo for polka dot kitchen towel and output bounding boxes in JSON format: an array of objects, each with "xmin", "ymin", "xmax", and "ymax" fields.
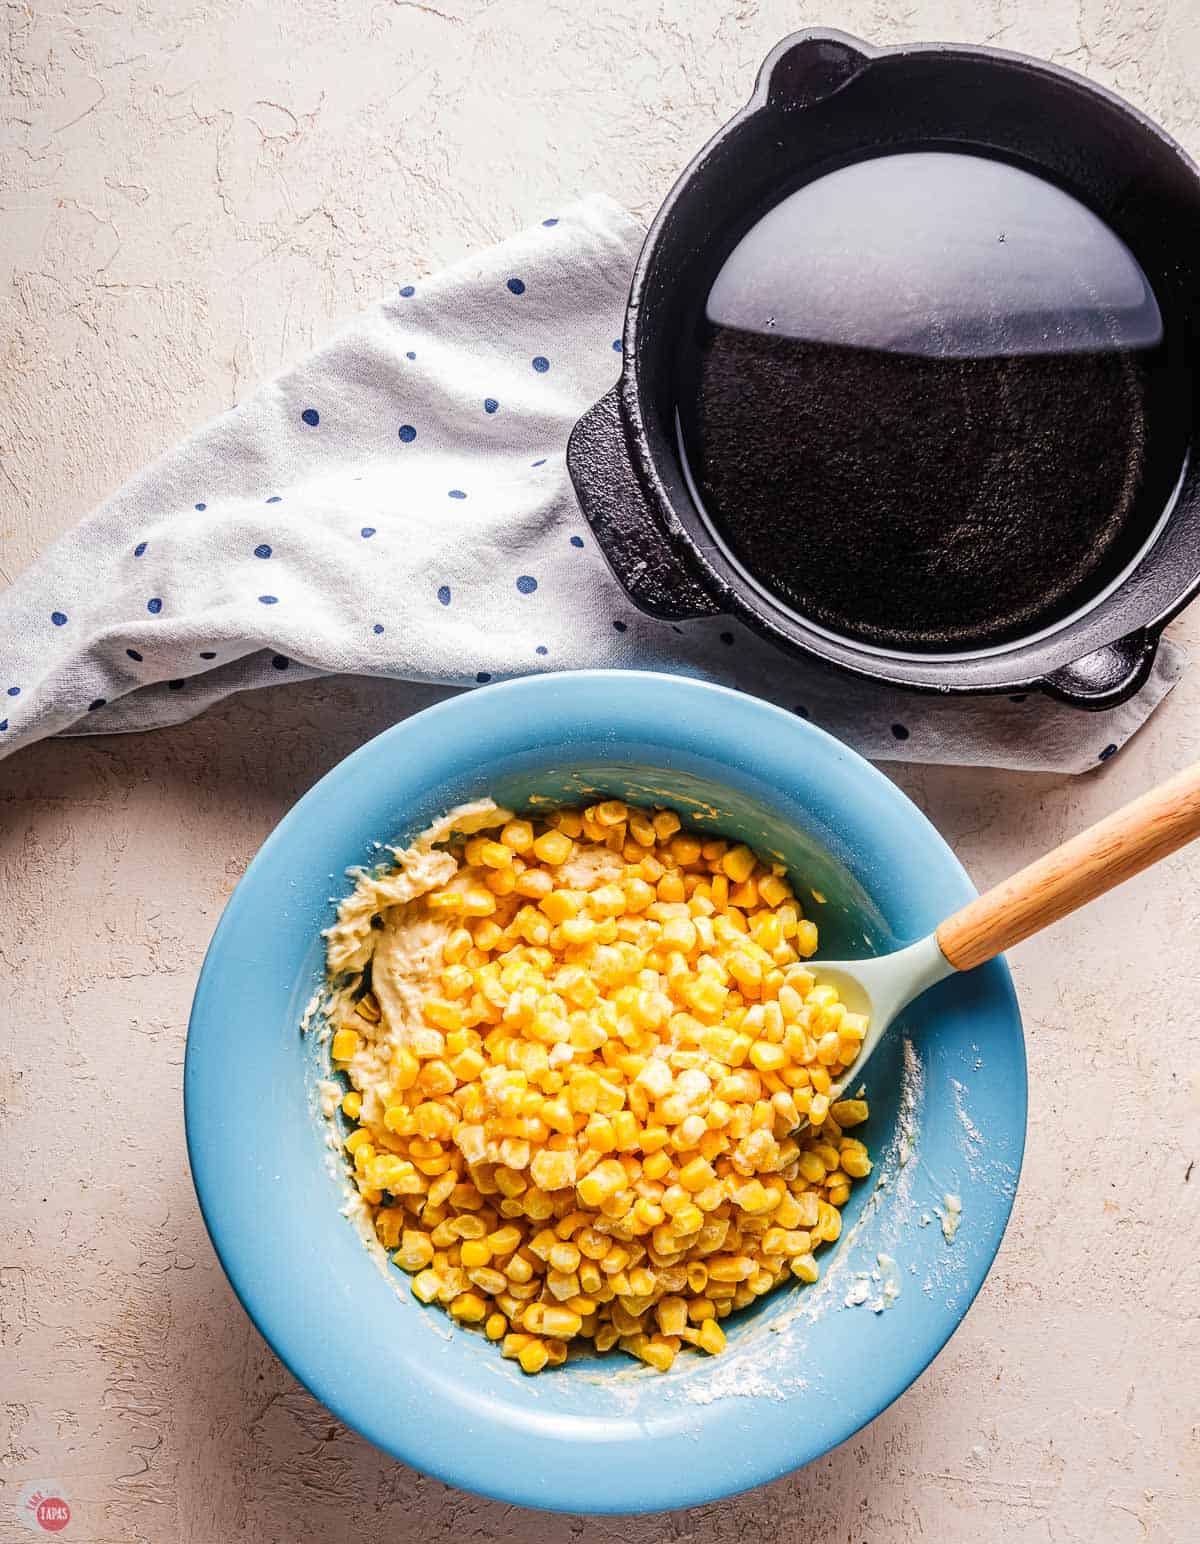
[{"xmin": 0, "ymin": 195, "xmax": 1186, "ymax": 772}]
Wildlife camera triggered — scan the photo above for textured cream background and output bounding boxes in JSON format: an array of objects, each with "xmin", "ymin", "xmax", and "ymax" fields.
[{"xmin": 3, "ymin": 2, "xmax": 1200, "ymax": 1540}]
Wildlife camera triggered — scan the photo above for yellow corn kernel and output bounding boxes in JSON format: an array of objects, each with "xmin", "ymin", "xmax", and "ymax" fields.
[
  {"xmin": 809, "ymin": 1092, "xmax": 830, "ymax": 1125},
  {"xmin": 591, "ymin": 800, "xmax": 627, "ymax": 827},
  {"xmin": 715, "ymin": 844, "xmax": 753, "ymax": 884},
  {"xmin": 485, "ymin": 867, "xmax": 517, "ymax": 896},
  {"xmin": 473, "ymin": 918, "xmax": 505, "ymax": 950},
  {"xmin": 831, "ymin": 1098, "xmax": 869, "ymax": 1128},
  {"xmin": 485, "ymin": 1311, "xmax": 507, "ymax": 1341},
  {"xmin": 500, "ymin": 818, "xmax": 535, "ymax": 853},
  {"xmin": 505, "ymin": 1252, "xmax": 534, "ymax": 1285},
  {"xmin": 411, "ymin": 1268, "xmax": 441, "ymax": 1303},
  {"xmin": 628, "ymin": 810, "xmax": 656, "ymax": 847},
  {"xmin": 642, "ymin": 1150, "xmax": 671, "ymax": 1182},
  {"xmin": 449, "ymin": 1291, "xmax": 488, "ymax": 1323},
  {"xmin": 670, "ymin": 1204, "xmax": 703, "ymax": 1236},
  {"xmin": 391, "ymin": 1046, "xmax": 420, "ymax": 1091},
  {"xmin": 530, "ymin": 1148, "xmax": 577, "ymax": 1192},
  {"xmin": 576, "ymin": 1159, "xmax": 626, "ymax": 1207},
  {"xmin": 790, "ymin": 1253, "xmax": 820, "ymax": 1284},
  {"xmin": 795, "ymin": 919, "xmax": 819, "ymax": 956},
  {"xmin": 341, "ymin": 1089, "xmax": 362, "ymax": 1120},
  {"xmin": 331, "ymin": 1028, "xmax": 360, "ymax": 1062},
  {"xmin": 459, "ymin": 1239, "xmax": 492, "ymax": 1269},
  {"xmin": 541, "ymin": 1305, "xmax": 584, "ymax": 1337},
  {"xmin": 635, "ymin": 1336, "xmax": 677, "ymax": 1372},
  {"xmin": 677, "ymin": 1156, "xmax": 716, "ymax": 1192},
  {"xmin": 518, "ymin": 1339, "xmax": 550, "ymax": 1374},
  {"xmin": 697, "ymin": 1317, "xmax": 726, "ymax": 1355},
  {"xmin": 548, "ymin": 1240, "xmax": 582, "ymax": 1274},
  {"xmin": 450, "ymin": 1047, "xmax": 486, "ymax": 1083},
  {"xmin": 394, "ymin": 1230, "xmax": 435, "ymax": 1272},
  {"xmin": 444, "ymin": 926, "xmax": 474, "ymax": 965},
  {"xmin": 668, "ymin": 832, "xmax": 702, "ymax": 866},
  {"xmin": 654, "ymin": 1296, "xmax": 688, "ymax": 1336},
  {"xmin": 532, "ymin": 828, "xmax": 573, "ymax": 866},
  {"xmin": 748, "ymin": 1040, "xmax": 786, "ymax": 1072},
  {"xmin": 732, "ymin": 1179, "xmax": 772, "ymax": 1213},
  {"xmin": 541, "ymin": 888, "xmax": 584, "ymax": 923}
]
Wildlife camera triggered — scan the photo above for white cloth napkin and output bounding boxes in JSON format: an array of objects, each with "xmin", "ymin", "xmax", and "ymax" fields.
[{"xmin": 0, "ymin": 194, "xmax": 1185, "ymax": 772}]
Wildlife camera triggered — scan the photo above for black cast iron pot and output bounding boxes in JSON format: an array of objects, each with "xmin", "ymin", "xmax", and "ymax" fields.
[{"xmin": 567, "ymin": 30, "xmax": 1200, "ymax": 709}]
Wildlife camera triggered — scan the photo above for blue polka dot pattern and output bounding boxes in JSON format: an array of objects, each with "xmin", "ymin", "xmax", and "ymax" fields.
[
  {"xmin": 199, "ymin": 651, "xmax": 217, "ymax": 659},
  {"xmin": 147, "ymin": 598, "xmax": 162, "ymax": 614},
  {"xmin": 531, "ymin": 459, "xmax": 546, "ymax": 468},
  {"xmin": 398, "ymin": 424, "xmax": 417, "ymax": 443},
  {"xmin": 373, "ymin": 624, "xmax": 385, "ymax": 635},
  {"xmin": 437, "ymin": 585, "xmax": 451, "ymax": 606},
  {"xmin": 476, "ymin": 671, "xmax": 492, "ymax": 683},
  {"xmin": 6, "ymin": 686, "xmax": 19, "ymax": 697},
  {"xmin": 613, "ymin": 620, "xmax": 627, "ymax": 633},
  {"xmin": 266, "ymin": 495, "xmax": 282, "ymax": 504},
  {"xmin": 891, "ymin": 723, "xmax": 910, "ymax": 741},
  {"xmin": 0, "ymin": 720, "xmax": 7, "ymax": 732},
  {"xmin": 51, "ymin": 611, "xmax": 68, "ymax": 626},
  {"xmin": 516, "ymin": 575, "xmax": 538, "ymax": 594},
  {"xmin": 1099, "ymin": 743, "xmax": 1118, "ymax": 761},
  {"xmin": 301, "ymin": 408, "xmax": 320, "ymax": 427},
  {"xmin": 484, "ymin": 398, "xmax": 499, "ymax": 414},
  {"xmin": 88, "ymin": 697, "xmax": 106, "ymax": 711},
  {"xmin": 168, "ymin": 679, "xmax": 185, "ymax": 691},
  {"xmin": 126, "ymin": 649, "xmax": 143, "ymax": 662},
  {"xmin": 535, "ymin": 645, "xmax": 548, "ymax": 656},
  {"xmin": 507, "ymin": 277, "xmax": 526, "ymax": 295},
  {"xmin": 134, "ymin": 541, "xmax": 147, "ymax": 557},
  {"xmin": 448, "ymin": 489, "xmax": 466, "ymax": 500},
  {"xmin": 405, "ymin": 351, "xmax": 416, "ymax": 360},
  {"xmin": 361, "ymin": 527, "xmax": 376, "ymax": 539},
  {"xmin": 255, "ymin": 544, "xmax": 272, "ymax": 559},
  {"xmin": 570, "ymin": 535, "xmax": 584, "ymax": 548},
  {"xmin": 195, "ymin": 502, "xmax": 207, "ymax": 511},
  {"xmin": 399, "ymin": 285, "xmax": 415, "ymax": 297},
  {"xmin": 612, "ymin": 339, "xmax": 622, "ymax": 352},
  {"xmin": 532, "ymin": 356, "xmax": 550, "ymax": 373},
  {"xmin": 272, "ymin": 655, "xmax": 289, "ymax": 670},
  {"xmin": 259, "ymin": 595, "xmax": 278, "ymax": 605},
  {"xmin": 542, "ymin": 218, "xmax": 558, "ymax": 227}
]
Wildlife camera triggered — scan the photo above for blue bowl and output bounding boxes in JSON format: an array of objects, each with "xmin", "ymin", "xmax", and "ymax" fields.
[{"xmin": 185, "ymin": 671, "xmax": 1025, "ymax": 1513}]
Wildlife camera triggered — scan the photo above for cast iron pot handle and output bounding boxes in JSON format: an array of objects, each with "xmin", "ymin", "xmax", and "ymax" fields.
[
  {"xmin": 1042, "ymin": 631, "xmax": 1160, "ymax": 710},
  {"xmin": 753, "ymin": 28, "xmax": 877, "ymax": 111},
  {"xmin": 566, "ymin": 386, "xmax": 719, "ymax": 622}
]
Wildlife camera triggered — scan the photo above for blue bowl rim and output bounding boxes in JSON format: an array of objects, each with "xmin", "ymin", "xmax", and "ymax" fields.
[{"xmin": 185, "ymin": 669, "xmax": 1025, "ymax": 1513}]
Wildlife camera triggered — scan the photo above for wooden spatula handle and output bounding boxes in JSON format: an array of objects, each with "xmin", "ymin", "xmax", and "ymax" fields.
[{"xmin": 936, "ymin": 759, "xmax": 1200, "ymax": 972}]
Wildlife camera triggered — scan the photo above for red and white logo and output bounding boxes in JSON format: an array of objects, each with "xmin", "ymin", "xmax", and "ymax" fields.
[{"xmin": 16, "ymin": 1480, "xmax": 71, "ymax": 1534}]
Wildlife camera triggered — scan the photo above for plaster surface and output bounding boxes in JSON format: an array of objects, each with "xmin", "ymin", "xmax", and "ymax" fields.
[{"xmin": 2, "ymin": 2, "xmax": 1199, "ymax": 1540}]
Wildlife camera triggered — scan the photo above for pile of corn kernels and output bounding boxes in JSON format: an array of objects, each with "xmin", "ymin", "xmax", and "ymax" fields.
[{"xmin": 327, "ymin": 801, "xmax": 871, "ymax": 1374}]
